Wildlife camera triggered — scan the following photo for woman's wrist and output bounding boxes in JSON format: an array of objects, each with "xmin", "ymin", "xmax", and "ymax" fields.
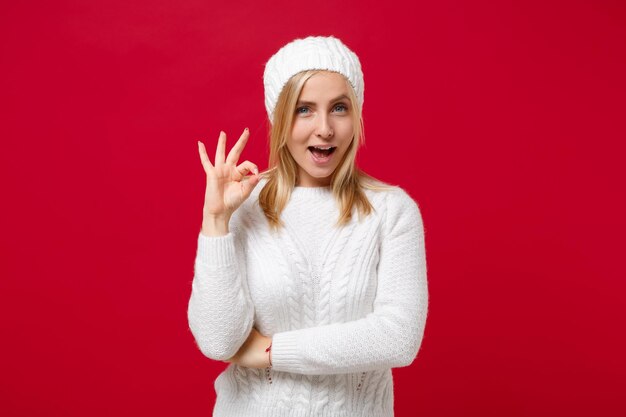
[
  {"xmin": 201, "ymin": 214, "xmax": 230, "ymax": 237},
  {"xmin": 265, "ymin": 338, "xmax": 273, "ymax": 367}
]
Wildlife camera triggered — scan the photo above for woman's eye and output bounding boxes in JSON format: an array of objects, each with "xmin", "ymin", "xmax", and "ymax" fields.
[
  {"xmin": 333, "ymin": 104, "xmax": 348, "ymax": 112},
  {"xmin": 296, "ymin": 106, "xmax": 310, "ymax": 114}
]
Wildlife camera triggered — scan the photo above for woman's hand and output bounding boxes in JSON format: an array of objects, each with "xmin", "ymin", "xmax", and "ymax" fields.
[
  {"xmin": 224, "ymin": 327, "xmax": 272, "ymax": 369},
  {"xmin": 198, "ymin": 129, "xmax": 260, "ymax": 236}
]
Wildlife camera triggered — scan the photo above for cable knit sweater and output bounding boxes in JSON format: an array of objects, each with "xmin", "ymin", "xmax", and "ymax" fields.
[{"xmin": 187, "ymin": 177, "xmax": 428, "ymax": 417}]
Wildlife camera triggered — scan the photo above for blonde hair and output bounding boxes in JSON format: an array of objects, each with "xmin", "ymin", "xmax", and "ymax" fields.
[{"xmin": 258, "ymin": 69, "xmax": 394, "ymax": 231}]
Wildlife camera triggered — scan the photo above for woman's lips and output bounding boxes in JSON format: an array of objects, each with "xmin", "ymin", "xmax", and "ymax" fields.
[{"xmin": 308, "ymin": 147, "xmax": 335, "ymax": 165}]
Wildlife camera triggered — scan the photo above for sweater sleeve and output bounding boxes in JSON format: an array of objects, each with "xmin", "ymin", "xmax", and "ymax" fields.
[
  {"xmin": 270, "ymin": 188, "xmax": 428, "ymax": 375},
  {"xmin": 186, "ymin": 209, "xmax": 255, "ymax": 361}
]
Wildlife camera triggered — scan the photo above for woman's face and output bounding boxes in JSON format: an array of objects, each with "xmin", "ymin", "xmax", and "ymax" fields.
[{"xmin": 287, "ymin": 71, "xmax": 354, "ymax": 187}]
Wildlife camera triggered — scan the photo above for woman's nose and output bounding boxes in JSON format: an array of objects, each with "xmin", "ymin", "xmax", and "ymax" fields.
[{"xmin": 315, "ymin": 115, "xmax": 334, "ymax": 138}]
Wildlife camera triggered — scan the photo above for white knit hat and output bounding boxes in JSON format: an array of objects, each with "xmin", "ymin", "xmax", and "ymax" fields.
[{"xmin": 263, "ymin": 35, "xmax": 364, "ymax": 124}]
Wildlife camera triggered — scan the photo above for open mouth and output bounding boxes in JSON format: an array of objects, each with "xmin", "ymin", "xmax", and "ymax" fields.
[{"xmin": 308, "ymin": 146, "xmax": 337, "ymax": 158}]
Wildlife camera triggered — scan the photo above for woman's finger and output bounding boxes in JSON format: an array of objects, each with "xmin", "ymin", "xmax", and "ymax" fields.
[
  {"xmin": 226, "ymin": 128, "xmax": 250, "ymax": 166},
  {"xmin": 235, "ymin": 160, "xmax": 259, "ymax": 178},
  {"xmin": 215, "ymin": 131, "xmax": 226, "ymax": 166},
  {"xmin": 240, "ymin": 170, "xmax": 261, "ymax": 200},
  {"xmin": 197, "ymin": 141, "xmax": 213, "ymax": 173}
]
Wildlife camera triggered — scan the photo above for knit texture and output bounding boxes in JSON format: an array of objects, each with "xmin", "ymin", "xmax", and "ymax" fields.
[
  {"xmin": 263, "ymin": 35, "xmax": 364, "ymax": 123},
  {"xmin": 187, "ymin": 178, "xmax": 428, "ymax": 417}
]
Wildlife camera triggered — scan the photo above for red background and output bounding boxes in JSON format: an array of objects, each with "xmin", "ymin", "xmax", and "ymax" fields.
[{"xmin": 1, "ymin": 1, "xmax": 625, "ymax": 416}]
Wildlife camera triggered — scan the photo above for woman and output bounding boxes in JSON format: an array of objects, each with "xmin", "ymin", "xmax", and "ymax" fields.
[{"xmin": 188, "ymin": 35, "xmax": 428, "ymax": 417}]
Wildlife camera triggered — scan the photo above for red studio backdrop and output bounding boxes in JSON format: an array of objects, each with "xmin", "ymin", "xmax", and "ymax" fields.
[{"xmin": 1, "ymin": 1, "xmax": 625, "ymax": 416}]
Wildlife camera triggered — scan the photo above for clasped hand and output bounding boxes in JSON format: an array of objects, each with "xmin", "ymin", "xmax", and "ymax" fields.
[{"xmin": 224, "ymin": 326, "xmax": 272, "ymax": 369}]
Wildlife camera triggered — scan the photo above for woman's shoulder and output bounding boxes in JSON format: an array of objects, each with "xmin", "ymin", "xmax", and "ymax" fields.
[
  {"xmin": 359, "ymin": 175, "xmax": 423, "ymax": 224},
  {"xmin": 360, "ymin": 174, "xmax": 416, "ymax": 204}
]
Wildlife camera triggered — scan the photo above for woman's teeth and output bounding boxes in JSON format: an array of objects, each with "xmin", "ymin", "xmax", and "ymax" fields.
[{"xmin": 308, "ymin": 146, "xmax": 336, "ymax": 157}]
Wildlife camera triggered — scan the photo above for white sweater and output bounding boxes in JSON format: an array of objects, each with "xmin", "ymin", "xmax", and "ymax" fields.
[{"xmin": 187, "ymin": 177, "xmax": 428, "ymax": 417}]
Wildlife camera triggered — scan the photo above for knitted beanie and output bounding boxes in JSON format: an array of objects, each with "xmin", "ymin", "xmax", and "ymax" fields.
[{"xmin": 263, "ymin": 35, "xmax": 364, "ymax": 124}]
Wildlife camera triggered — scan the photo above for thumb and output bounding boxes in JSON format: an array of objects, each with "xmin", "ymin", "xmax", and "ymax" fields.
[{"xmin": 241, "ymin": 174, "xmax": 260, "ymax": 199}]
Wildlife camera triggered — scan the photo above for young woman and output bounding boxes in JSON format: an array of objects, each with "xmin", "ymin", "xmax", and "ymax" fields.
[{"xmin": 188, "ymin": 35, "xmax": 428, "ymax": 417}]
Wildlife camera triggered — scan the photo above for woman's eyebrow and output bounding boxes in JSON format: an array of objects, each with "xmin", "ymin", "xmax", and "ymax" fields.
[{"xmin": 296, "ymin": 94, "xmax": 349, "ymax": 106}]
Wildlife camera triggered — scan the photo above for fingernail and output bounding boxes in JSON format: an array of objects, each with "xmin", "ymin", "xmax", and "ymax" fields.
[{"xmin": 253, "ymin": 167, "xmax": 259, "ymax": 175}]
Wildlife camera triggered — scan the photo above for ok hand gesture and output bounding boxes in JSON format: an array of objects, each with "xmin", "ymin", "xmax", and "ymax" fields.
[{"xmin": 198, "ymin": 128, "xmax": 260, "ymax": 236}]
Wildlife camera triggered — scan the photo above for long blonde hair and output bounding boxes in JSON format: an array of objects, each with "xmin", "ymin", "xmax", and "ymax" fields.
[{"xmin": 258, "ymin": 69, "xmax": 394, "ymax": 231}]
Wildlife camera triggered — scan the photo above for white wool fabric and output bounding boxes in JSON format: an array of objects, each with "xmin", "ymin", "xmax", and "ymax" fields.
[
  {"xmin": 263, "ymin": 35, "xmax": 365, "ymax": 124},
  {"xmin": 187, "ymin": 177, "xmax": 429, "ymax": 417}
]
